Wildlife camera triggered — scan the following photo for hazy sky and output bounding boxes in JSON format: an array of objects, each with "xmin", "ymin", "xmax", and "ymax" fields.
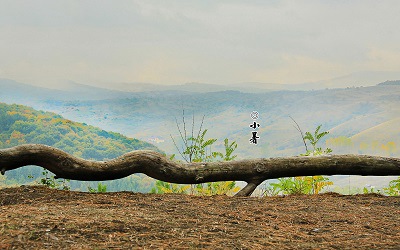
[{"xmin": 1, "ymin": 0, "xmax": 400, "ymax": 87}]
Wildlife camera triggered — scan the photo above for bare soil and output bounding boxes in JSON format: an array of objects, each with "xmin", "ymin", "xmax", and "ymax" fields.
[{"xmin": 0, "ymin": 186, "xmax": 399, "ymax": 249}]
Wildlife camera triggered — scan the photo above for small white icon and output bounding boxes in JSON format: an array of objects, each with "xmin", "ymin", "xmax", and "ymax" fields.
[{"xmin": 250, "ymin": 111, "xmax": 259, "ymax": 120}]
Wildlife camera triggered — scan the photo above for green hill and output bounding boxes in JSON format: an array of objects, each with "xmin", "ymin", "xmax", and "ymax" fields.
[
  {"xmin": 0, "ymin": 102, "xmax": 161, "ymax": 191},
  {"xmin": 0, "ymin": 102, "xmax": 160, "ymax": 158}
]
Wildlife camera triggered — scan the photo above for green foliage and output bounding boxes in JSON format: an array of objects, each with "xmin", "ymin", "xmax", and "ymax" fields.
[
  {"xmin": 270, "ymin": 177, "xmax": 310, "ymax": 195},
  {"xmin": 165, "ymin": 112, "xmax": 239, "ymax": 195},
  {"xmin": 270, "ymin": 176, "xmax": 333, "ymax": 195},
  {"xmin": 88, "ymin": 183, "xmax": 107, "ymax": 193},
  {"xmin": 151, "ymin": 180, "xmax": 241, "ymax": 196},
  {"xmin": 222, "ymin": 138, "xmax": 238, "ymax": 161},
  {"xmin": 97, "ymin": 183, "xmax": 107, "ymax": 193},
  {"xmin": 0, "ymin": 103, "xmax": 161, "ymax": 159},
  {"xmin": 194, "ymin": 182, "xmax": 240, "ymax": 196},
  {"xmin": 181, "ymin": 131, "xmax": 238, "ymax": 163},
  {"xmin": 39, "ymin": 170, "xmax": 70, "ymax": 190},
  {"xmin": 0, "ymin": 102, "xmax": 162, "ymax": 191},
  {"xmin": 268, "ymin": 123, "xmax": 334, "ymax": 195},
  {"xmin": 302, "ymin": 124, "xmax": 333, "ymax": 156},
  {"xmin": 189, "ymin": 134, "xmax": 240, "ymax": 196},
  {"xmin": 151, "ymin": 180, "xmax": 190, "ymax": 194},
  {"xmin": 383, "ymin": 178, "xmax": 400, "ymax": 196},
  {"xmin": 362, "ymin": 185, "xmax": 382, "ymax": 195},
  {"xmin": 184, "ymin": 129, "xmax": 220, "ymax": 162}
]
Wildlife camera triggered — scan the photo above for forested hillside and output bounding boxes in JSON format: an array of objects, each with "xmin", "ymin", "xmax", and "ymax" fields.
[{"xmin": 0, "ymin": 102, "xmax": 161, "ymax": 191}]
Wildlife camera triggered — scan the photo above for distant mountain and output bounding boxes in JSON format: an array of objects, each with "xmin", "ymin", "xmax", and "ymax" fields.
[
  {"xmin": 91, "ymin": 81, "xmax": 270, "ymax": 93},
  {"xmin": 266, "ymin": 71, "xmax": 400, "ymax": 91},
  {"xmin": 0, "ymin": 78, "xmax": 135, "ymax": 103},
  {"xmin": 4, "ymin": 71, "xmax": 400, "ymax": 98},
  {"xmin": 377, "ymin": 80, "xmax": 400, "ymax": 86},
  {"xmin": 0, "ymin": 78, "xmax": 65, "ymax": 103},
  {"xmin": 74, "ymin": 70, "xmax": 400, "ymax": 93},
  {"xmin": 54, "ymin": 81, "xmax": 140, "ymax": 99},
  {"xmin": 304, "ymin": 71, "xmax": 400, "ymax": 89}
]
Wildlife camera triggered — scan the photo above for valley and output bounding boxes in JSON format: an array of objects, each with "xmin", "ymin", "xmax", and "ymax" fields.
[{"xmin": 1, "ymin": 79, "xmax": 400, "ymax": 190}]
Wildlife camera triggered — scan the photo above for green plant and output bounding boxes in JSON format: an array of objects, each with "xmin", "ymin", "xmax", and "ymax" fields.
[
  {"xmin": 222, "ymin": 138, "xmax": 238, "ymax": 161},
  {"xmin": 171, "ymin": 112, "xmax": 234, "ymax": 163},
  {"xmin": 165, "ymin": 111, "xmax": 239, "ymax": 195},
  {"xmin": 88, "ymin": 182, "xmax": 107, "ymax": 193},
  {"xmin": 383, "ymin": 177, "xmax": 400, "ymax": 196},
  {"xmin": 97, "ymin": 183, "xmax": 107, "ymax": 193},
  {"xmin": 270, "ymin": 177, "xmax": 310, "ymax": 195},
  {"xmin": 259, "ymin": 182, "xmax": 280, "ymax": 197},
  {"xmin": 151, "ymin": 180, "xmax": 190, "ymax": 194},
  {"xmin": 307, "ymin": 176, "xmax": 334, "ymax": 194},
  {"xmin": 194, "ymin": 181, "xmax": 240, "ymax": 196},
  {"xmin": 184, "ymin": 129, "xmax": 220, "ymax": 162},
  {"xmin": 363, "ymin": 185, "xmax": 382, "ymax": 195},
  {"xmin": 270, "ymin": 176, "xmax": 333, "ymax": 195},
  {"xmin": 39, "ymin": 169, "xmax": 70, "ymax": 190},
  {"xmin": 267, "ymin": 120, "xmax": 334, "ymax": 195},
  {"xmin": 302, "ymin": 125, "xmax": 333, "ymax": 156}
]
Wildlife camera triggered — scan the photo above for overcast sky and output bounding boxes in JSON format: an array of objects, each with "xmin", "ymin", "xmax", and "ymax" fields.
[{"xmin": 1, "ymin": 0, "xmax": 400, "ymax": 87}]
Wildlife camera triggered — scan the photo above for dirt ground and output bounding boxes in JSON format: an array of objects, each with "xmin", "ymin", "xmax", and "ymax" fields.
[{"xmin": 0, "ymin": 186, "xmax": 399, "ymax": 249}]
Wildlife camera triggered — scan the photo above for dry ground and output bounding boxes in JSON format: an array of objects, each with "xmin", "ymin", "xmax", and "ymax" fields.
[{"xmin": 0, "ymin": 186, "xmax": 399, "ymax": 249}]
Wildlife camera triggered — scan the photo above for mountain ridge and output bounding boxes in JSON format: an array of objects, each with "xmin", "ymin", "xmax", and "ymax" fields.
[{"xmin": 4, "ymin": 70, "xmax": 400, "ymax": 95}]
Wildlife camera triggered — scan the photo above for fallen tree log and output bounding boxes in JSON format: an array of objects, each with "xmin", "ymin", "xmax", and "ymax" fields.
[{"xmin": 1, "ymin": 144, "xmax": 400, "ymax": 196}]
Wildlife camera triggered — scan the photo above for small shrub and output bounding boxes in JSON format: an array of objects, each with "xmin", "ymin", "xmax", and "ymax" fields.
[
  {"xmin": 267, "ymin": 123, "xmax": 334, "ymax": 195},
  {"xmin": 383, "ymin": 178, "xmax": 400, "ymax": 196},
  {"xmin": 88, "ymin": 183, "xmax": 107, "ymax": 193},
  {"xmin": 39, "ymin": 169, "xmax": 70, "ymax": 190}
]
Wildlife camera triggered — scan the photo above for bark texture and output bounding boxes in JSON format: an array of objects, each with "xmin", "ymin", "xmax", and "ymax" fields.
[{"xmin": 1, "ymin": 144, "xmax": 400, "ymax": 196}]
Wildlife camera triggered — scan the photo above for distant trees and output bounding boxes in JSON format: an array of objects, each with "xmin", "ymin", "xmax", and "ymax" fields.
[
  {"xmin": 0, "ymin": 103, "xmax": 160, "ymax": 157},
  {"xmin": 0, "ymin": 102, "xmax": 161, "ymax": 191},
  {"xmin": 326, "ymin": 136, "xmax": 398, "ymax": 157}
]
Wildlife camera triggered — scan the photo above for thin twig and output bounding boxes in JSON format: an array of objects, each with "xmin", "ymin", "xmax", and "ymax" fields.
[
  {"xmin": 193, "ymin": 115, "xmax": 206, "ymax": 161},
  {"xmin": 191, "ymin": 112, "xmax": 195, "ymax": 156},
  {"xmin": 173, "ymin": 111, "xmax": 206, "ymax": 163},
  {"xmin": 182, "ymin": 110, "xmax": 188, "ymax": 146},
  {"xmin": 289, "ymin": 115, "xmax": 308, "ymax": 152},
  {"xmin": 175, "ymin": 116, "xmax": 188, "ymax": 149},
  {"xmin": 170, "ymin": 134, "xmax": 188, "ymax": 162},
  {"xmin": 174, "ymin": 114, "xmax": 191, "ymax": 162}
]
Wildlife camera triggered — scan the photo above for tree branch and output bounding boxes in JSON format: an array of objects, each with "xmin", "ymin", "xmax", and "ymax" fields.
[
  {"xmin": 1, "ymin": 144, "xmax": 400, "ymax": 196},
  {"xmin": 235, "ymin": 179, "xmax": 264, "ymax": 197}
]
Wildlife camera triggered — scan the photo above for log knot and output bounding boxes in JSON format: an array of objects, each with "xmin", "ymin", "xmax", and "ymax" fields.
[
  {"xmin": 255, "ymin": 164, "xmax": 263, "ymax": 173},
  {"xmin": 195, "ymin": 175, "xmax": 204, "ymax": 182}
]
